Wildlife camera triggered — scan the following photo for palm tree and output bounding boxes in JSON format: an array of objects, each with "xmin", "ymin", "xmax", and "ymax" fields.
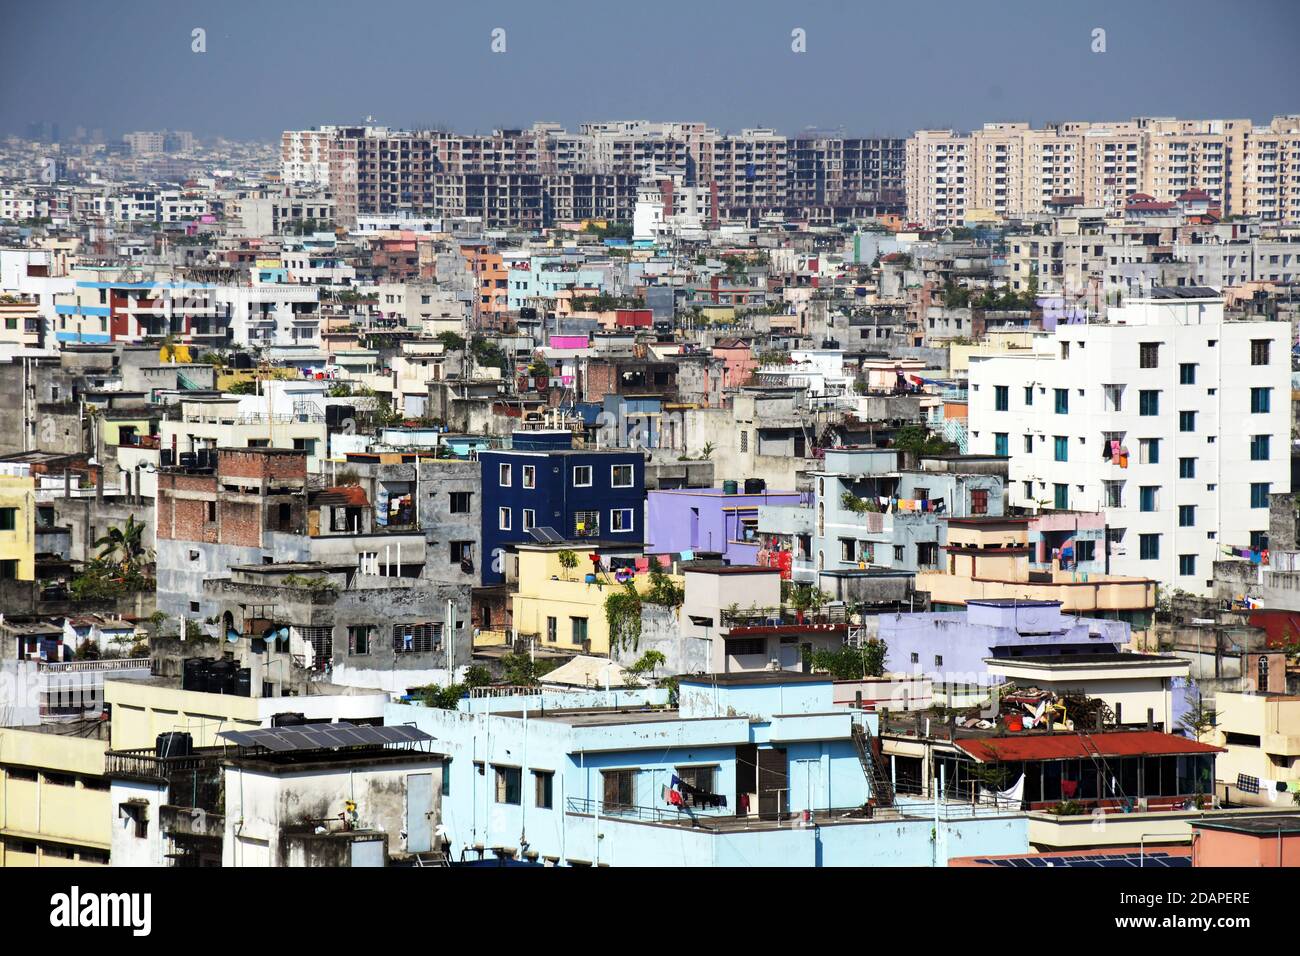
[{"xmin": 95, "ymin": 515, "xmax": 149, "ymax": 573}]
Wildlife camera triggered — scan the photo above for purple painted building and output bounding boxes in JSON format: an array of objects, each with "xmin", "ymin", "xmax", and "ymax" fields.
[{"xmin": 646, "ymin": 488, "xmax": 807, "ymax": 564}]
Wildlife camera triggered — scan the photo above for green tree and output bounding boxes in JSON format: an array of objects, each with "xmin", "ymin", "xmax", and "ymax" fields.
[{"xmin": 94, "ymin": 515, "xmax": 151, "ymax": 574}]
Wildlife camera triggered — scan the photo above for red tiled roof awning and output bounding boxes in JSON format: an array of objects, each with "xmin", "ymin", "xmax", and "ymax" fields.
[{"xmin": 955, "ymin": 731, "xmax": 1223, "ymax": 764}]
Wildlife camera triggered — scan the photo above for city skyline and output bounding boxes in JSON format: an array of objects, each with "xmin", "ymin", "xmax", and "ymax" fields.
[{"xmin": 2, "ymin": 0, "xmax": 1298, "ymax": 141}]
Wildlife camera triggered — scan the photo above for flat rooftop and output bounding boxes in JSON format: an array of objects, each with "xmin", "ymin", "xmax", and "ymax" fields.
[
  {"xmin": 679, "ymin": 671, "xmax": 831, "ymax": 687},
  {"xmin": 1192, "ymin": 815, "xmax": 1300, "ymax": 836}
]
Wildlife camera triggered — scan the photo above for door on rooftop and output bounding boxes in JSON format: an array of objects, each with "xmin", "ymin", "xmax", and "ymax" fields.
[
  {"xmin": 735, "ymin": 743, "xmax": 758, "ymax": 817},
  {"xmin": 406, "ymin": 772, "xmax": 434, "ymax": 854},
  {"xmin": 794, "ymin": 434, "xmax": 806, "ymax": 458},
  {"xmin": 757, "ymin": 747, "xmax": 788, "ymax": 821}
]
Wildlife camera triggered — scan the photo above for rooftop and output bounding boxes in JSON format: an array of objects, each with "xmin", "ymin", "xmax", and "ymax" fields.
[{"xmin": 956, "ymin": 730, "xmax": 1223, "ymax": 764}]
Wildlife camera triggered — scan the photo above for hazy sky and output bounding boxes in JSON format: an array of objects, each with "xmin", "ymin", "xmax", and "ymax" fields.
[{"xmin": 3, "ymin": 0, "xmax": 1298, "ymax": 140}]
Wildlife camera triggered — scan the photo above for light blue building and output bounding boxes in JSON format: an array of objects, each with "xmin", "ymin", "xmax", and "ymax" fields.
[
  {"xmin": 809, "ymin": 449, "xmax": 1005, "ymax": 575},
  {"xmin": 388, "ymin": 672, "xmax": 1028, "ymax": 866}
]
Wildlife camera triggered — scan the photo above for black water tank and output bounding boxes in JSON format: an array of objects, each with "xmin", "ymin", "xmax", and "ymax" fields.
[
  {"xmin": 272, "ymin": 712, "xmax": 306, "ymax": 727},
  {"xmin": 744, "ymin": 478, "xmax": 767, "ymax": 494},
  {"xmin": 234, "ymin": 668, "xmax": 252, "ymax": 698},
  {"xmin": 159, "ymin": 449, "xmax": 174, "ymax": 468},
  {"xmin": 182, "ymin": 657, "xmax": 210, "ymax": 692},
  {"xmin": 206, "ymin": 659, "xmax": 236, "ymax": 694},
  {"xmin": 156, "ymin": 732, "xmax": 193, "ymax": 759}
]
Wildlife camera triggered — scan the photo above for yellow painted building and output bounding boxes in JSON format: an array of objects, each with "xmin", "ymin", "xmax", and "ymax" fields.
[
  {"xmin": 1208, "ymin": 692, "xmax": 1300, "ymax": 805},
  {"xmin": 511, "ymin": 545, "xmax": 681, "ymax": 656},
  {"xmin": 105, "ymin": 679, "xmax": 266, "ymax": 749},
  {"xmin": 0, "ymin": 727, "xmax": 112, "ymax": 866},
  {"xmin": 0, "ymin": 468, "xmax": 36, "ymax": 581}
]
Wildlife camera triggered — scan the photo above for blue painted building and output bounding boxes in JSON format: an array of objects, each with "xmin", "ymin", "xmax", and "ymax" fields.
[
  {"xmin": 880, "ymin": 599, "xmax": 1132, "ymax": 688},
  {"xmin": 388, "ymin": 672, "xmax": 1028, "ymax": 866},
  {"xmin": 478, "ymin": 430, "xmax": 645, "ymax": 584}
]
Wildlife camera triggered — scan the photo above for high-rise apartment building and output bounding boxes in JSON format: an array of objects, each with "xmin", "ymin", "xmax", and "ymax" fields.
[
  {"xmin": 907, "ymin": 115, "xmax": 1300, "ymax": 227},
  {"xmin": 968, "ymin": 290, "xmax": 1290, "ymax": 596},
  {"xmin": 292, "ymin": 122, "xmax": 907, "ymax": 227}
]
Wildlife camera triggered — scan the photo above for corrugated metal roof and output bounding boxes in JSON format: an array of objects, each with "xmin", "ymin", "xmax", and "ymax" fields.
[{"xmin": 955, "ymin": 731, "xmax": 1223, "ymax": 764}]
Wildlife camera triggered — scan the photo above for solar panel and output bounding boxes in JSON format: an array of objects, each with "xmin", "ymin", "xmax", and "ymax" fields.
[
  {"xmin": 217, "ymin": 720, "xmax": 434, "ymax": 754},
  {"xmin": 529, "ymin": 526, "xmax": 564, "ymax": 543}
]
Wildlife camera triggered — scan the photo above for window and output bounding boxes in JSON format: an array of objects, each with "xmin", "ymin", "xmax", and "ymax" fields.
[
  {"xmin": 1179, "ymin": 505, "xmax": 1196, "ymax": 527},
  {"xmin": 1023, "ymin": 480, "xmax": 1033, "ymax": 499},
  {"xmin": 574, "ymin": 510, "xmax": 599, "ymax": 537},
  {"xmin": 1139, "ymin": 439, "xmax": 1160, "ymax": 465},
  {"xmin": 970, "ymin": 489, "xmax": 989, "ymax": 515},
  {"xmin": 602, "ymin": 769, "xmax": 635, "ymax": 811},
  {"xmin": 1179, "ymin": 554, "xmax": 1197, "ymax": 576},
  {"xmin": 522, "ymin": 465, "xmax": 535, "ymax": 489},
  {"xmin": 1053, "ymin": 436, "xmax": 1068, "ymax": 462},
  {"xmin": 392, "ymin": 622, "xmax": 442, "ymax": 654},
  {"xmin": 1179, "ymin": 363, "xmax": 1197, "ymax": 385},
  {"xmin": 1103, "ymin": 384, "xmax": 1124, "ymax": 412},
  {"xmin": 611, "ymin": 464, "xmax": 634, "ymax": 488},
  {"xmin": 730, "ymin": 637, "xmax": 766, "ymax": 656},
  {"xmin": 1103, "ymin": 481, "xmax": 1123, "ymax": 508},
  {"xmin": 1179, "ymin": 457, "xmax": 1196, "ymax": 479},
  {"xmin": 611, "ymin": 508, "xmax": 633, "ymax": 532},
  {"xmin": 1076, "ymin": 540, "xmax": 1096, "ymax": 563},
  {"xmin": 449, "ymin": 492, "xmax": 472, "ymax": 513},
  {"xmin": 206, "ymin": 500, "xmax": 217, "ymax": 522},
  {"xmin": 570, "ymin": 616, "xmax": 588, "ymax": 646},
  {"xmin": 1178, "ymin": 410, "xmax": 1196, "ymax": 432},
  {"xmin": 1251, "ymin": 482, "xmax": 1271, "ymax": 509},
  {"xmin": 1139, "ymin": 534, "xmax": 1160, "ymax": 561},
  {"xmin": 1251, "ymin": 530, "xmax": 1270, "ymax": 551},
  {"xmin": 1251, "ymin": 339, "xmax": 1271, "ymax": 366},
  {"xmin": 994, "ymin": 433, "xmax": 1008, "ymax": 456},
  {"xmin": 546, "ymin": 616, "xmax": 557, "ymax": 643},
  {"xmin": 522, "ymin": 509, "xmax": 535, "ymax": 532},
  {"xmin": 1054, "ymin": 388, "xmax": 1068, "ymax": 414},
  {"xmin": 573, "ymin": 465, "xmax": 592, "ymax": 487},
  {"xmin": 1251, "ymin": 387, "xmax": 1272, "ymax": 414},
  {"xmin": 740, "ymin": 431, "xmax": 748, "ymax": 453},
  {"xmin": 347, "ymin": 625, "xmax": 372, "ymax": 655},
  {"xmin": 1053, "ymin": 483, "xmax": 1069, "ymax": 510},
  {"xmin": 1139, "ymin": 486, "xmax": 1159, "ymax": 512},
  {"xmin": 534, "ymin": 770, "xmax": 554, "ymax": 809},
  {"xmin": 1138, "ymin": 390, "xmax": 1160, "ymax": 416},
  {"xmin": 1024, "ymin": 386, "xmax": 1033, "ymax": 406},
  {"xmin": 675, "ymin": 766, "xmax": 718, "ymax": 806},
  {"xmin": 1139, "ymin": 341, "xmax": 1160, "ymax": 368},
  {"xmin": 1023, "ymin": 434, "xmax": 1033, "ymax": 453},
  {"xmin": 0, "ymin": 508, "xmax": 15, "ymax": 531},
  {"xmin": 498, "ymin": 463, "xmax": 512, "ymax": 486},
  {"xmin": 450, "ymin": 541, "xmax": 473, "ymax": 570},
  {"xmin": 494, "ymin": 765, "xmax": 522, "ymax": 805},
  {"xmin": 498, "ymin": 507, "xmax": 511, "ymax": 531},
  {"xmin": 1060, "ymin": 342, "xmax": 1070, "ymax": 360},
  {"xmin": 1251, "ymin": 435, "xmax": 1271, "ymax": 461},
  {"xmin": 994, "ymin": 385, "xmax": 1009, "ymax": 411},
  {"xmin": 893, "ymin": 545, "xmax": 904, "ymax": 563}
]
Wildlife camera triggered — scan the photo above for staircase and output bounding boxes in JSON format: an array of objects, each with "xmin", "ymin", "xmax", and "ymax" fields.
[
  {"xmin": 851, "ymin": 722, "xmax": 895, "ymax": 807},
  {"xmin": 1076, "ymin": 727, "xmax": 1128, "ymax": 807}
]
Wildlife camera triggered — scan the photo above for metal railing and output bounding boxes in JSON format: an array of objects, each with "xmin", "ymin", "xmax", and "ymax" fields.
[{"xmin": 39, "ymin": 658, "xmax": 148, "ymax": 673}]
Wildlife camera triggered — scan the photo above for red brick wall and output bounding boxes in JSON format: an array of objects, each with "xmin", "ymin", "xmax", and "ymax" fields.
[{"xmin": 217, "ymin": 449, "xmax": 306, "ymax": 482}]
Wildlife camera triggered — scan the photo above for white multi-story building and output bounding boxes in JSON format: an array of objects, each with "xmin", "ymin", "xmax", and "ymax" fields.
[{"xmin": 968, "ymin": 290, "xmax": 1290, "ymax": 595}]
